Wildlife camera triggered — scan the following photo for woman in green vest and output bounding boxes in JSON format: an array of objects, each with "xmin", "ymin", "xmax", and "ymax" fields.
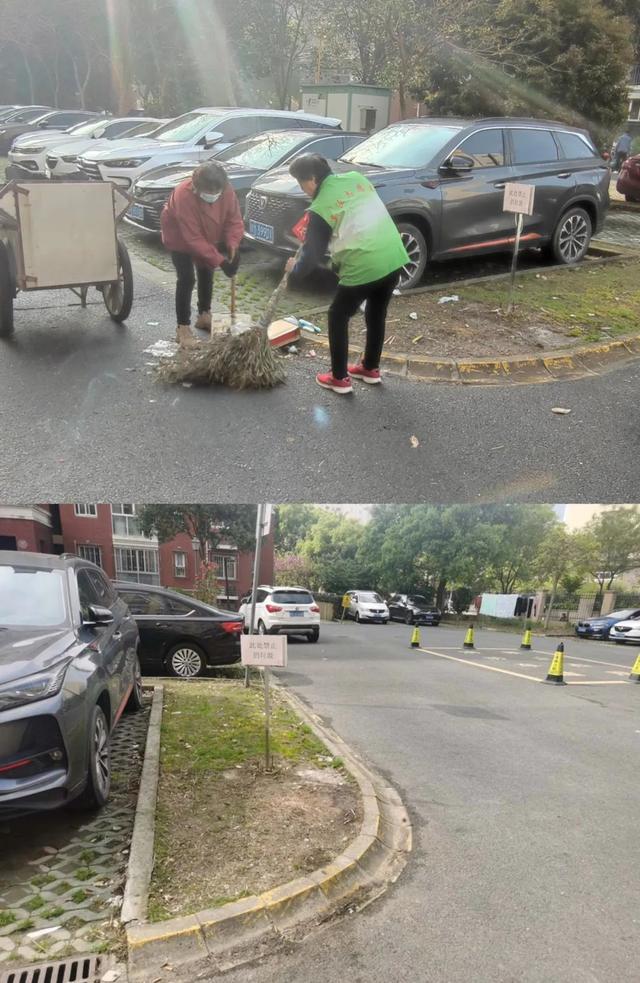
[{"xmin": 286, "ymin": 154, "xmax": 409, "ymax": 395}]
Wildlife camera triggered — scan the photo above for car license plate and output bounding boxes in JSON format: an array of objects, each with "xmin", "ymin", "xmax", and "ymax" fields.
[
  {"xmin": 249, "ymin": 220, "xmax": 274, "ymax": 243},
  {"xmin": 290, "ymin": 610, "xmax": 304, "ymax": 618},
  {"xmin": 129, "ymin": 203, "xmax": 144, "ymax": 221}
]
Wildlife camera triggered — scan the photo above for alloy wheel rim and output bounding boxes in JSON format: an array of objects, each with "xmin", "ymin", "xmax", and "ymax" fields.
[
  {"xmin": 258, "ymin": 622, "xmax": 267, "ymax": 635},
  {"xmin": 559, "ymin": 214, "xmax": 588, "ymax": 262},
  {"xmin": 399, "ymin": 232, "xmax": 422, "ymax": 285},
  {"xmin": 94, "ymin": 714, "xmax": 110, "ymax": 796},
  {"xmin": 171, "ymin": 648, "xmax": 202, "ymax": 676}
]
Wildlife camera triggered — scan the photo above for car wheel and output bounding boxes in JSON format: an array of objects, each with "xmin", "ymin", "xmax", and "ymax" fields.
[
  {"xmin": 73, "ymin": 705, "xmax": 111, "ymax": 810},
  {"xmin": 258, "ymin": 620, "xmax": 269, "ymax": 635},
  {"xmin": 125, "ymin": 656, "xmax": 144, "ymax": 712},
  {"xmin": 625, "ymin": 194, "xmax": 640, "ymax": 203},
  {"xmin": 404, "ymin": 610, "xmax": 413, "ymax": 625},
  {"xmin": 308, "ymin": 628, "xmax": 320, "ymax": 643},
  {"xmin": 396, "ymin": 221, "xmax": 428, "ymax": 289},
  {"xmin": 166, "ymin": 644, "xmax": 205, "ymax": 678},
  {"xmin": 382, "ymin": 620, "xmax": 388, "ymax": 625},
  {"xmin": 550, "ymin": 207, "xmax": 592, "ymax": 265},
  {"xmin": 614, "ymin": 639, "xmax": 626, "ymax": 645},
  {"xmin": 355, "ymin": 611, "xmax": 360, "ymax": 623}
]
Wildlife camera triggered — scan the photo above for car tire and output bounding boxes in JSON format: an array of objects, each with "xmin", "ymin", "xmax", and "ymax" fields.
[
  {"xmin": 355, "ymin": 611, "xmax": 360, "ymax": 623},
  {"xmin": 166, "ymin": 643, "xmax": 205, "ymax": 678},
  {"xmin": 308, "ymin": 627, "xmax": 319, "ymax": 643},
  {"xmin": 395, "ymin": 221, "xmax": 428, "ymax": 289},
  {"xmin": 125, "ymin": 656, "xmax": 144, "ymax": 712},
  {"xmin": 258, "ymin": 620, "xmax": 269, "ymax": 636},
  {"xmin": 614, "ymin": 639, "xmax": 626, "ymax": 645},
  {"xmin": 72, "ymin": 705, "xmax": 111, "ymax": 811},
  {"xmin": 550, "ymin": 207, "xmax": 592, "ymax": 265},
  {"xmin": 625, "ymin": 195, "xmax": 640, "ymax": 203},
  {"xmin": 382, "ymin": 620, "xmax": 388, "ymax": 625},
  {"xmin": 404, "ymin": 611, "xmax": 413, "ymax": 626}
]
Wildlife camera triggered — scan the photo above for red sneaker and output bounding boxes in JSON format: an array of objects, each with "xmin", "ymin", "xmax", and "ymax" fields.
[
  {"xmin": 348, "ymin": 362, "xmax": 381, "ymax": 384},
  {"xmin": 315, "ymin": 371, "xmax": 353, "ymax": 394}
]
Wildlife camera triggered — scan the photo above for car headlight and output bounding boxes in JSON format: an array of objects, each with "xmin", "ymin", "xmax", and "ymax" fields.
[
  {"xmin": 104, "ymin": 157, "xmax": 151, "ymax": 168},
  {"xmin": 61, "ymin": 155, "xmax": 77, "ymax": 163},
  {"xmin": 0, "ymin": 658, "xmax": 72, "ymax": 712}
]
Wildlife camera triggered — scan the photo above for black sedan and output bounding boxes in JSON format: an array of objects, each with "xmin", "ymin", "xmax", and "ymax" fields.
[
  {"xmin": 114, "ymin": 582, "xmax": 244, "ymax": 677},
  {"xmin": 124, "ymin": 127, "xmax": 364, "ymax": 233},
  {"xmin": 0, "ymin": 109, "xmax": 98, "ymax": 154},
  {"xmin": 0, "ymin": 552, "xmax": 142, "ymax": 818},
  {"xmin": 388, "ymin": 594, "xmax": 442, "ymax": 626}
]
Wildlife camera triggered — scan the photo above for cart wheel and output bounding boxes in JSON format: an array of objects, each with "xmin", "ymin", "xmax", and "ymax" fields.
[
  {"xmin": 0, "ymin": 241, "xmax": 15, "ymax": 338},
  {"xmin": 103, "ymin": 237, "xmax": 133, "ymax": 323}
]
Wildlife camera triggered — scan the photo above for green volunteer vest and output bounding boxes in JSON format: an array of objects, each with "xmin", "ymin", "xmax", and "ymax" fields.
[{"xmin": 308, "ymin": 172, "xmax": 409, "ymax": 287}]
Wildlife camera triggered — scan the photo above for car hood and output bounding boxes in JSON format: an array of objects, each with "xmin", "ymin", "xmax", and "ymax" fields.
[
  {"xmin": 610, "ymin": 619, "xmax": 639, "ymax": 629},
  {"xmin": 137, "ymin": 159, "xmax": 262, "ymax": 192},
  {"xmin": 0, "ymin": 627, "xmax": 77, "ymax": 684},
  {"xmin": 83, "ymin": 138, "xmax": 186, "ymax": 161},
  {"xmin": 251, "ymin": 160, "xmax": 418, "ymax": 197},
  {"xmin": 47, "ymin": 135, "xmax": 115, "ymax": 157},
  {"xmin": 361, "ymin": 603, "xmax": 388, "ymax": 610},
  {"xmin": 11, "ymin": 129, "xmax": 69, "ymax": 148}
]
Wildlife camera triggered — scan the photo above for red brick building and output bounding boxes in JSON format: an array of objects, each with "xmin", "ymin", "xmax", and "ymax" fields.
[{"xmin": 0, "ymin": 505, "xmax": 274, "ymax": 605}]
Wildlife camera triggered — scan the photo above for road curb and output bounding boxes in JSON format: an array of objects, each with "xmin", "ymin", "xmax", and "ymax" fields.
[
  {"xmin": 121, "ymin": 685, "xmax": 164, "ymax": 925},
  {"xmin": 125, "ymin": 683, "xmax": 411, "ymax": 982}
]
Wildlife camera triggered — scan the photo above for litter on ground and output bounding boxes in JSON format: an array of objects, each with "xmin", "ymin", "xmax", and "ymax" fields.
[
  {"xmin": 144, "ymin": 339, "xmax": 178, "ymax": 358},
  {"xmin": 438, "ymin": 295, "xmax": 460, "ymax": 304}
]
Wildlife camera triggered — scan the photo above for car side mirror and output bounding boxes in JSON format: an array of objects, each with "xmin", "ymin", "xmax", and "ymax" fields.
[
  {"xmin": 202, "ymin": 130, "xmax": 224, "ymax": 149},
  {"xmin": 442, "ymin": 153, "xmax": 474, "ymax": 174},
  {"xmin": 85, "ymin": 605, "xmax": 115, "ymax": 627}
]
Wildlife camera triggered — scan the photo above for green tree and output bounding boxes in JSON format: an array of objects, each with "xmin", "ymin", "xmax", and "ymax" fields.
[
  {"xmin": 138, "ymin": 505, "xmax": 257, "ymax": 565},
  {"xmin": 534, "ymin": 527, "xmax": 594, "ymax": 627},
  {"xmin": 299, "ymin": 511, "xmax": 370, "ymax": 593},
  {"xmin": 478, "ymin": 504, "xmax": 558, "ymax": 593},
  {"xmin": 584, "ymin": 507, "xmax": 640, "ymax": 594},
  {"xmin": 274, "ymin": 504, "xmax": 322, "ymax": 554}
]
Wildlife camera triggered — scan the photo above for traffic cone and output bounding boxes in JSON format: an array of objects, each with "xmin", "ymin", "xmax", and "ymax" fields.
[
  {"xmin": 410, "ymin": 625, "xmax": 421, "ymax": 649},
  {"xmin": 463, "ymin": 625, "xmax": 475, "ymax": 650},
  {"xmin": 520, "ymin": 628, "xmax": 532, "ymax": 651},
  {"xmin": 544, "ymin": 642, "xmax": 566, "ymax": 685},
  {"xmin": 629, "ymin": 652, "xmax": 640, "ymax": 682}
]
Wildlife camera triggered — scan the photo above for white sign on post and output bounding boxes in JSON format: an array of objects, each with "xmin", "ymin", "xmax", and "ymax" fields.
[
  {"xmin": 503, "ymin": 183, "xmax": 535, "ymax": 215},
  {"xmin": 241, "ymin": 634, "xmax": 288, "ymax": 668}
]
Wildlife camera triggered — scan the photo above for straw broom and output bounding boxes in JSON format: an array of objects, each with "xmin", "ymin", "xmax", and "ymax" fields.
[{"xmin": 156, "ymin": 249, "xmax": 302, "ymax": 390}]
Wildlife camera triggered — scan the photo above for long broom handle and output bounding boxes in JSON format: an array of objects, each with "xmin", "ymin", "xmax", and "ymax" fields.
[
  {"xmin": 230, "ymin": 275, "xmax": 237, "ymax": 325},
  {"xmin": 258, "ymin": 245, "xmax": 304, "ymax": 329}
]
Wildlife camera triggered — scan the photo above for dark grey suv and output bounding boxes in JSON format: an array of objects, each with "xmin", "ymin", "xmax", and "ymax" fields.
[
  {"xmin": 0, "ymin": 551, "xmax": 142, "ymax": 818},
  {"xmin": 245, "ymin": 116, "xmax": 610, "ymax": 288}
]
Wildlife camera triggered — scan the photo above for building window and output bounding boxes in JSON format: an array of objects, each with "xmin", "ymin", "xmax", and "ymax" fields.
[
  {"xmin": 112, "ymin": 504, "xmax": 142, "ymax": 537},
  {"xmin": 174, "ymin": 551, "xmax": 187, "ymax": 578},
  {"xmin": 629, "ymin": 99, "xmax": 640, "ymax": 121},
  {"xmin": 360, "ymin": 108, "xmax": 377, "ymax": 132},
  {"xmin": 74, "ymin": 504, "xmax": 97, "ymax": 517},
  {"xmin": 114, "ymin": 546, "xmax": 160, "ymax": 585},
  {"xmin": 77, "ymin": 544, "xmax": 103, "ymax": 567},
  {"xmin": 212, "ymin": 553, "xmax": 237, "ymax": 581}
]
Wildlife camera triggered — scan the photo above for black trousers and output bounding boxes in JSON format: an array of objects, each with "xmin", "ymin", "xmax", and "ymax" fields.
[
  {"xmin": 328, "ymin": 270, "xmax": 400, "ymax": 379},
  {"xmin": 171, "ymin": 251, "xmax": 213, "ymax": 325}
]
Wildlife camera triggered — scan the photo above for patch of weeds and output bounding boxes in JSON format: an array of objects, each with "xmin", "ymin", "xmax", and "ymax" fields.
[
  {"xmin": 52, "ymin": 881, "xmax": 72, "ymax": 896},
  {"xmin": 30, "ymin": 873, "xmax": 56, "ymax": 888},
  {"xmin": 70, "ymin": 889, "xmax": 89, "ymax": 904},
  {"xmin": 41, "ymin": 906, "xmax": 64, "ymax": 920},
  {"xmin": 211, "ymin": 890, "xmax": 252, "ymax": 908},
  {"xmin": 79, "ymin": 849, "xmax": 98, "ymax": 865},
  {"xmin": 62, "ymin": 916, "xmax": 85, "ymax": 932},
  {"xmin": 330, "ymin": 757, "xmax": 345, "ymax": 769},
  {"xmin": 0, "ymin": 911, "xmax": 16, "ymax": 928},
  {"xmin": 74, "ymin": 867, "xmax": 96, "ymax": 882},
  {"xmin": 24, "ymin": 895, "xmax": 45, "ymax": 912},
  {"xmin": 15, "ymin": 919, "xmax": 35, "ymax": 932}
]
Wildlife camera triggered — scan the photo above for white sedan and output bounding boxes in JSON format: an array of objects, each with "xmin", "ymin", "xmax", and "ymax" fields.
[
  {"xmin": 608, "ymin": 619, "xmax": 640, "ymax": 644},
  {"xmin": 346, "ymin": 591, "xmax": 389, "ymax": 624},
  {"xmin": 45, "ymin": 118, "xmax": 166, "ymax": 179}
]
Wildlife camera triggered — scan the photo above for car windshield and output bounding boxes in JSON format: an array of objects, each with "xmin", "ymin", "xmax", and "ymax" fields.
[
  {"xmin": 123, "ymin": 120, "xmax": 164, "ymax": 137},
  {"xmin": 9, "ymin": 109, "xmax": 50, "ymax": 124},
  {"xmin": 0, "ymin": 566, "xmax": 67, "ymax": 627},
  {"xmin": 608, "ymin": 610, "xmax": 636, "ymax": 620},
  {"xmin": 341, "ymin": 123, "xmax": 462, "ymax": 169},
  {"xmin": 408, "ymin": 595, "xmax": 428, "ymax": 606},
  {"xmin": 68, "ymin": 119, "xmax": 105, "ymax": 137},
  {"xmin": 216, "ymin": 131, "xmax": 307, "ymax": 169},
  {"xmin": 272, "ymin": 591, "xmax": 314, "ymax": 605},
  {"xmin": 359, "ymin": 592, "xmax": 384, "ymax": 603},
  {"xmin": 152, "ymin": 112, "xmax": 223, "ymax": 144}
]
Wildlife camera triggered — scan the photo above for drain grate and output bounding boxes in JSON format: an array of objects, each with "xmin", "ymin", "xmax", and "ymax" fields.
[{"xmin": 0, "ymin": 954, "xmax": 110, "ymax": 983}]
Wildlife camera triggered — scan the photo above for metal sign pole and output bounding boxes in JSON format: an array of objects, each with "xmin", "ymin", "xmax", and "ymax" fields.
[
  {"xmin": 506, "ymin": 212, "xmax": 524, "ymax": 314},
  {"xmin": 263, "ymin": 666, "xmax": 271, "ymax": 771},
  {"xmin": 245, "ymin": 503, "xmax": 265, "ymax": 688}
]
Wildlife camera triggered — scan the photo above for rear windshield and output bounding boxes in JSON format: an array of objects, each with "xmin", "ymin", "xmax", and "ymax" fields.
[
  {"xmin": 0, "ymin": 566, "xmax": 67, "ymax": 627},
  {"xmin": 272, "ymin": 591, "xmax": 314, "ymax": 605},
  {"xmin": 342, "ymin": 123, "xmax": 462, "ymax": 169}
]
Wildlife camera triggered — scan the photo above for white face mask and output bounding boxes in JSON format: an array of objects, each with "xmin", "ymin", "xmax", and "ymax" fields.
[{"xmin": 199, "ymin": 191, "xmax": 221, "ymax": 204}]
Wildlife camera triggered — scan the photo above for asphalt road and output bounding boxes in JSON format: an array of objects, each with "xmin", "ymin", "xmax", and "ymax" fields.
[
  {"xmin": 214, "ymin": 621, "xmax": 639, "ymax": 983},
  {"xmin": 1, "ymin": 255, "xmax": 640, "ymax": 503}
]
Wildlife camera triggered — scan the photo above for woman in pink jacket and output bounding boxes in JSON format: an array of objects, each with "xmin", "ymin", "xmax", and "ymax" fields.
[{"xmin": 161, "ymin": 162, "xmax": 245, "ymax": 346}]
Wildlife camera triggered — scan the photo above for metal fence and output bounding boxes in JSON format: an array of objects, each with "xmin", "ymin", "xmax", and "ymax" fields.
[{"xmin": 543, "ymin": 591, "xmax": 640, "ymax": 624}]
